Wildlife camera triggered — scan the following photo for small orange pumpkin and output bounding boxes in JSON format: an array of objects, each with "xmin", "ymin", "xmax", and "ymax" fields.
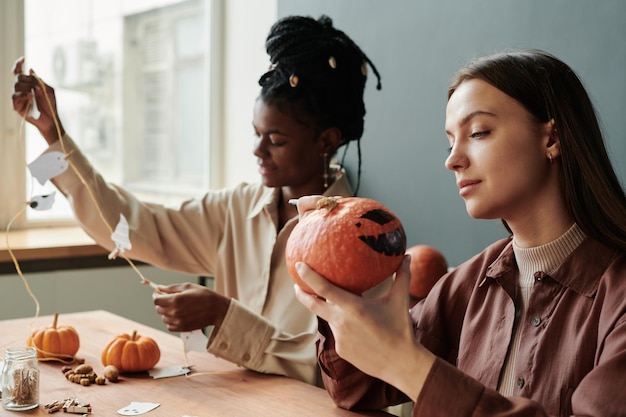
[
  {"xmin": 406, "ymin": 244, "xmax": 448, "ymax": 301},
  {"xmin": 26, "ymin": 312, "xmax": 80, "ymax": 360},
  {"xmin": 101, "ymin": 330, "xmax": 160, "ymax": 373},
  {"xmin": 286, "ymin": 196, "xmax": 406, "ymax": 295}
]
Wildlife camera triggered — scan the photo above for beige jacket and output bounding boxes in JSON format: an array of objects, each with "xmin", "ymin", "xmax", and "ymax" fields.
[{"xmin": 47, "ymin": 134, "xmax": 353, "ymax": 385}]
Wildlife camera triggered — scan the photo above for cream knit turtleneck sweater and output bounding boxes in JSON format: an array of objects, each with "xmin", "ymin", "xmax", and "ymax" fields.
[{"xmin": 498, "ymin": 223, "xmax": 586, "ymax": 396}]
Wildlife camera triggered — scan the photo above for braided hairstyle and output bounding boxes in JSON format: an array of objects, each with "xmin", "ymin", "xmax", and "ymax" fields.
[{"xmin": 258, "ymin": 15, "xmax": 381, "ymax": 194}]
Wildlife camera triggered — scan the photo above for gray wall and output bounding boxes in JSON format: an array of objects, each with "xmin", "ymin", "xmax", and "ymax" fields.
[
  {"xmin": 278, "ymin": 0, "xmax": 626, "ymax": 266},
  {"xmin": 0, "ymin": 266, "xmax": 193, "ymax": 330}
]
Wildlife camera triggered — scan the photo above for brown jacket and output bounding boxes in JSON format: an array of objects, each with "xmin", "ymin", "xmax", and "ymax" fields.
[{"xmin": 319, "ymin": 237, "xmax": 626, "ymax": 416}]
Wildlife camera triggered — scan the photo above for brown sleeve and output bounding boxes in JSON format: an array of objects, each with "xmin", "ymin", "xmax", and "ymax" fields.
[{"xmin": 317, "ymin": 319, "xmax": 411, "ymax": 411}]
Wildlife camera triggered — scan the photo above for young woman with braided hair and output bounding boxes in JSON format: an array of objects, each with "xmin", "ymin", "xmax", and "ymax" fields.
[
  {"xmin": 11, "ymin": 15, "xmax": 381, "ymax": 385},
  {"xmin": 260, "ymin": 15, "xmax": 381, "ymax": 196}
]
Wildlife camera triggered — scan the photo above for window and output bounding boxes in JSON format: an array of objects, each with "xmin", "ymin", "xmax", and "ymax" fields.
[
  {"xmin": 21, "ymin": 0, "xmax": 220, "ymax": 224},
  {"xmin": 1, "ymin": 0, "xmax": 275, "ymax": 231},
  {"xmin": 123, "ymin": 1, "xmax": 210, "ymax": 196}
]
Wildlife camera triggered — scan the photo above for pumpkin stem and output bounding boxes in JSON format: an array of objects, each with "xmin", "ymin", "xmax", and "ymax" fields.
[
  {"xmin": 131, "ymin": 330, "xmax": 138, "ymax": 341},
  {"xmin": 52, "ymin": 312, "xmax": 59, "ymax": 329},
  {"xmin": 316, "ymin": 196, "xmax": 339, "ymax": 212}
]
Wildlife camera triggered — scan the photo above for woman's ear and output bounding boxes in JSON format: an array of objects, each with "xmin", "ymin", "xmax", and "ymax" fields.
[
  {"xmin": 319, "ymin": 127, "xmax": 342, "ymax": 155},
  {"xmin": 546, "ymin": 119, "xmax": 561, "ymax": 159}
]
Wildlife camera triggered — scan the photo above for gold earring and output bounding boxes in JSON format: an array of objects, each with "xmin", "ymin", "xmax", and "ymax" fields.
[{"xmin": 323, "ymin": 153, "xmax": 329, "ymax": 189}]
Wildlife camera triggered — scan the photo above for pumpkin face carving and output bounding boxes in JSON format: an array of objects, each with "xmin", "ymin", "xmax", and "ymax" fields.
[{"xmin": 286, "ymin": 196, "xmax": 406, "ymax": 294}]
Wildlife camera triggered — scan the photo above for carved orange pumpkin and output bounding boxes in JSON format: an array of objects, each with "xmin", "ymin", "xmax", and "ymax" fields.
[
  {"xmin": 27, "ymin": 312, "xmax": 80, "ymax": 360},
  {"xmin": 101, "ymin": 330, "xmax": 160, "ymax": 373},
  {"xmin": 286, "ymin": 196, "xmax": 406, "ymax": 294},
  {"xmin": 406, "ymin": 244, "xmax": 448, "ymax": 300}
]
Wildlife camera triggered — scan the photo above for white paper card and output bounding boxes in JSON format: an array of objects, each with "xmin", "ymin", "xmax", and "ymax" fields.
[
  {"xmin": 117, "ymin": 402, "xmax": 160, "ymax": 415},
  {"xmin": 181, "ymin": 329, "xmax": 208, "ymax": 353},
  {"xmin": 30, "ymin": 192, "xmax": 56, "ymax": 210},
  {"xmin": 28, "ymin": 151, "xmax": 69, "ymax": 185},
  {"xmin": 29, "ymin": 90, "xmax": 40, "ymax": 119},
  {"xmin": 111, "ymin": 213, "xmax": 132, "ymax": 253},
  {"xmin": 149, "ymin": 365, "xmax": 191, "ymax": 379}
]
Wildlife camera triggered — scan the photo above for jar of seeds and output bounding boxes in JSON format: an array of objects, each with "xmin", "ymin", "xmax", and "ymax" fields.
[{"xmin": 1, "ymin": 347, "xmax": 39, "ymax": 411}]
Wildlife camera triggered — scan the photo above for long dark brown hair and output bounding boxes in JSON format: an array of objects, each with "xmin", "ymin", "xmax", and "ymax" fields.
[{"xmin": 448, "ymin": 49, "xmax": 626, "ymax": 251}]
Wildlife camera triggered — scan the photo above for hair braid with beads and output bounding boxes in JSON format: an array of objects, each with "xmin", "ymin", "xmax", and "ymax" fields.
[{"xmin": 258, "ymin": 15, "xmax": 381, "ymax": 194}]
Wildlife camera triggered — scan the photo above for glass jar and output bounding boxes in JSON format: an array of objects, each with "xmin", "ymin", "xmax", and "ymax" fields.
[{"xmin": 1, "ymin": 346, "xmax": 39, "ymax": 411}]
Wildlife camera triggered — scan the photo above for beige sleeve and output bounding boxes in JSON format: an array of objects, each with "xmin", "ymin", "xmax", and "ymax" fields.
[
  {"xmin": 207, "ymin": 299, "xmax": 318, "ymax": 385},
  {"xmin": 47, "ymin": 134, "xmax": 222, "ymax": 276}
]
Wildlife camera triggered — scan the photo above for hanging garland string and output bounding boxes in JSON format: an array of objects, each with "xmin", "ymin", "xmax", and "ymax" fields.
[{"xmin": 6, "ymin": 70, "xmax": 224, "ymax": 377}]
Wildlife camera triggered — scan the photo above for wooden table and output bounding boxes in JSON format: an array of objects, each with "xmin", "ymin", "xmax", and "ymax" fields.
[{"xmin": 0, "ymin": 310, "xmax": 390, "ymax": 416}]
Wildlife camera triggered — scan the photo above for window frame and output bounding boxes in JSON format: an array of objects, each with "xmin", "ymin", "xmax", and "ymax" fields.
[
  {"xmin": 2, "ymin": 0, "xmax": 224, "ymax": 230},
  {"xmin": 0, "ymin": 0, "xmax": 28, "ymax": 230},
  {"xmin": 0, "ymin": 0, "xmax": 275, "ymax": 231}
]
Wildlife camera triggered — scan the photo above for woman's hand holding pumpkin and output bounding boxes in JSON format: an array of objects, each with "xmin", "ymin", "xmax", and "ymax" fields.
[
  {"xmin": 153, "ymin": 282, "xmax": 229, "ymax": 333},
  {"xmin": 294, "ymin": 256, "xmax": 436, "ymax": 401}
]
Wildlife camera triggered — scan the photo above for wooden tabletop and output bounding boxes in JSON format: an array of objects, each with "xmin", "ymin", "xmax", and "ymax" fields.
[{"xmin": 0, "ymin": 310, "xmax": 390, "ymax": 416}]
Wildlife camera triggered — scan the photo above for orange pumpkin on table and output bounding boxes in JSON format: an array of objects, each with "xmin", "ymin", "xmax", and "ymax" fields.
[
  {"xmin": 286, "ymin": 196, "xmax": 407, "ymax": 295},
  {"xmin": 27, "ymin": 312, "xmax": 80, "ymax": 360},
  {"xmin": 406, "ymin": 244, "xmax": 448, "ymax": 301},
  {"xmin": 101, "ymin": 330, "xmax": 160, "ymax": 373}
]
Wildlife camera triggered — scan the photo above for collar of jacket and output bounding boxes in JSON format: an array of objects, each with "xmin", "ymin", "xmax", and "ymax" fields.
[
  {"xmin": 247, "ymin": 165, "xmax": 354, "ymax": 220},
  {"xmin": 483, "ymin": 237, "xmax": 619, "ymax": 298}
]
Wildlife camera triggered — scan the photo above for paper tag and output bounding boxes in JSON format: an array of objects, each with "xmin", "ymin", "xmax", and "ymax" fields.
[
  {"xmin": 117, "ymin": 402, "xmax": 160, "ymax": 415},
  {"xmin": 181, "ymin": 329, "xmax": 208, "ymax": 353},
  {"xmin": 111, "ymin": 213, "xmax": 132, "ymax": 253},
  {"xmin": 30, "ymin": 192, "xmax": 56, "ymax": 210},
  {"xmin": 28, "ymin": 151, "xmax": 69, "ymax": 185},
  {"xmin": 29, "ymin": 90, "xmax": 41, "ymax": 120},
  {"xmin": 149, "ymin": 365, "xmax": 191, "ymax": 379}
]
